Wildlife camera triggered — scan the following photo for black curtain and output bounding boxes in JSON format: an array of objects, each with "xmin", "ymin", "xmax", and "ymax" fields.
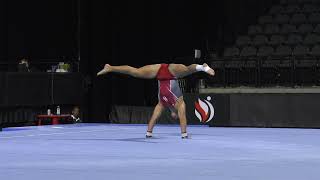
[{"xmin": 0, "ymin": 0, "xmax": 276, "ymax": 122}]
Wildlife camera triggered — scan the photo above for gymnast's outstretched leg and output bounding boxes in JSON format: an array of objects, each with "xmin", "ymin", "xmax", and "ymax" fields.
[
  {"xmin": 146, "ymin": 102, "xmax": 164, "ymax": 138},
  {"xmin": 98, "ymin": 63, "xmax": 215, "ymax": 79},
  {"xmin": 97, "ymin": 64, "xmax": 161, "ymax": 79},
  {"xmin": 168, "ymin": 63, "xmax": 215, "ymax": 78}
]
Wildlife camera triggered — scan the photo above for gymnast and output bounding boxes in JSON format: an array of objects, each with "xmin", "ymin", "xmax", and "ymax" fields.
[{"xmin": 97, "ymin": 63, "xmax": 215, "ymax": 138}]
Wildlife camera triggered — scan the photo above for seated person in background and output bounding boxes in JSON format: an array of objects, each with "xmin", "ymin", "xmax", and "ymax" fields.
[
  {"xmin": 17, "ymin": 58, "xmax": 30, "ymax": 72},
  {"xmin": 17, "ymin": 58, "xmax": 39, "ymax": 72},
  {"xmin": 70, "ymin": 106, "xmax": 81, "ymax": 123}
]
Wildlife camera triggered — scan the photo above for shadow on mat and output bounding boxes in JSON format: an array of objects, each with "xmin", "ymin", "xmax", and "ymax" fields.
[{"xmin": 47, "ymin": 138, "xmax": 161, "ymax": 143}]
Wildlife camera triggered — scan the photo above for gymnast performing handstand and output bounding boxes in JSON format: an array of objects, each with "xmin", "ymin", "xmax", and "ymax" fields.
[{"xmin": 97, "ymin": 63, "xmax": 215, "ymax": 138}]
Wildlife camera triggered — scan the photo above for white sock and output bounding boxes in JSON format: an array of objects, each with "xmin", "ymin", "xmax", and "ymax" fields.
[
  {"xmin": 196, "ymin": 65, "xmax": 211, "ymax": 72},
  {"xmin": 146, "ymin": 132, "xmax": 153, "ymax": 137},
  {"xmin": 181, "ymin": 132, "xmax": 188, "ymax": 138}
]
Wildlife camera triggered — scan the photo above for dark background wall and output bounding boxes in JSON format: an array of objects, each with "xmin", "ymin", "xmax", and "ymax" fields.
[
  {"xmin": 0, "ymin": 0, "xmax": 276, "ymax": 121},
  {"xmin": 4, "ymin": 1, "xmax": 77, "ymax": 61}
]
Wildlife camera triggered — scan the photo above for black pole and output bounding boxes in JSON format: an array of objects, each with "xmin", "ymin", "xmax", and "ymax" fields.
[{"xmin": 76, "ymin": 0, "xmax": 81, "ymax": 72}]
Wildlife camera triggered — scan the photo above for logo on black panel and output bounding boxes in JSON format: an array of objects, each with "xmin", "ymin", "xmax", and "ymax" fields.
[{"xmin": 194, "ymin": 96, "xmax": 214, "ymax": 123}]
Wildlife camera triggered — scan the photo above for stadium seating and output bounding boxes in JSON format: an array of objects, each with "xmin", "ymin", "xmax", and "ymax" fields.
[
  {"xmin": 259, "ymin": 15, "xmax": 273, "ymax": 24},
  {"xmin": 236, "ymin": 36, "xmax": 251, "ymax": 47},
  {"xmin": 280, "ymin": 24, "xmax": 297, "ymax": 34},
  {"xmin": 223, "ymin": 47, "xmax": 240, "ymax": 58},
  {"xmin": 273, "ymin": 45, "xmax": 292, "ymax": 56},
  {"xmin": 303, "ymin": 33, "xmax": 320, "ymax": 45},
  {"xmin": 257, "ymin": 46, "xmax": 274, "ymax": 57},
  {"xmin": 224, "ymin": 1, "xmax": 320, "ymax": 59},
  {"xmin": 274, "ymin": 14, "xmax": 290, "ymax": 24},
  {"xmin": 293, "ymin": 45, "xmax": 310, "ymax": 56},
  {"xmin": 269, "ymin": 35, "xmax": 286, "ymax": 45},
  {"xmin": 252, "ymin": 35, "xmax": 269, "ymax": 46},
  {"xmin": 264, "ymin": 24, "xmax": 280, "ymax": 34},
  {"xmin": 240, "ymin": 46, "xmax": 257, "ymax": 57},
  {"xmin": 297, "ymin": 24, "xmax": 313, "ymax": 34},
  {"xmin": 220, "ymin": 0, "xmax": 320, "ymax": 86},
  {"xmin": 310, "ymin": 44, "xmax": 320, "ymax": 56},
  {"xmin": 248, "ymin": 25, "xmax": 263, "ymax": 35}
]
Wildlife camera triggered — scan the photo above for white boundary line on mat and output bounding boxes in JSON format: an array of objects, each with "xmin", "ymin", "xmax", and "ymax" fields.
[{"xmin": 0, "ymin": 129, "xmax": 112, "ymax": 139}]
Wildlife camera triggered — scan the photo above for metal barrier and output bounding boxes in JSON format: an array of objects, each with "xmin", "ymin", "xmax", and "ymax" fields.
[{"xmin": 205, "ymin": 57, "xmax": 320, "ymax": 87}]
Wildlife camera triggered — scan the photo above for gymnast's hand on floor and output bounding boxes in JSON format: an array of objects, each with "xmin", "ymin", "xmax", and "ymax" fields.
[{"xmin": 97, "ymin": 64, "xmax": 112, "ymax": 76}]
